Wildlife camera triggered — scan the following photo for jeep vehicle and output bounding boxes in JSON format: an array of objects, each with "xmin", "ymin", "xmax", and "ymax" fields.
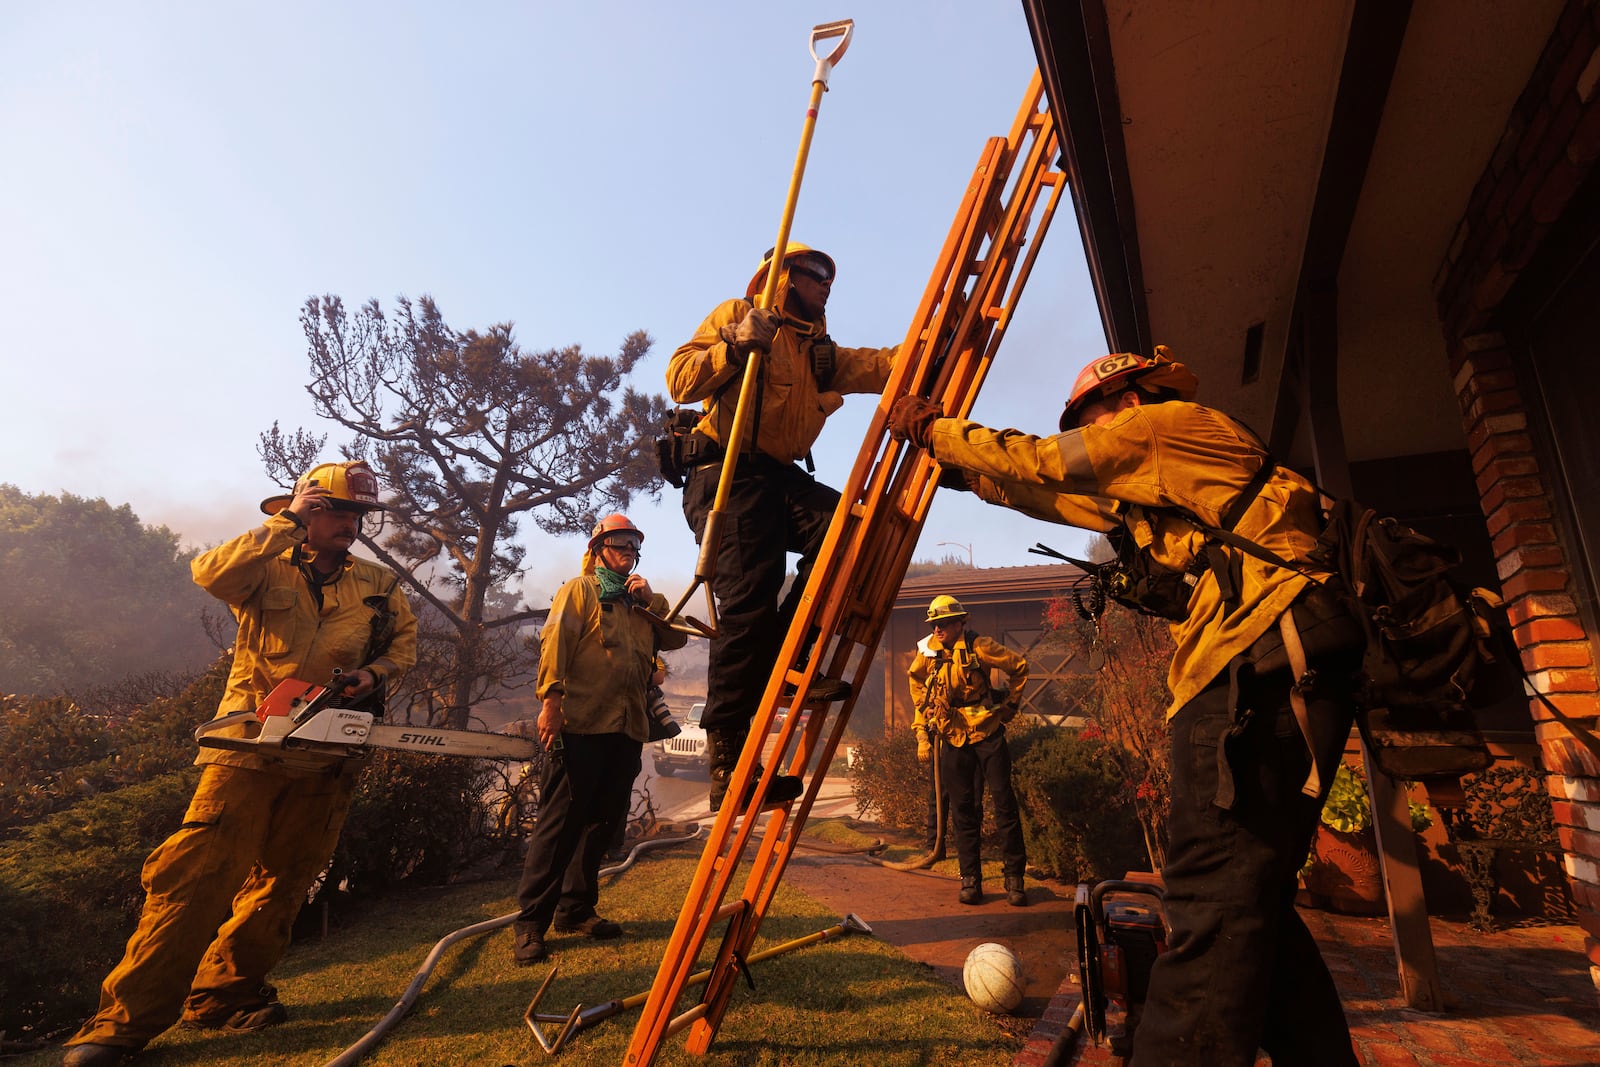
[{"xmin": 652, "ymin": 701, "xmax": 707, "ymax": 777}]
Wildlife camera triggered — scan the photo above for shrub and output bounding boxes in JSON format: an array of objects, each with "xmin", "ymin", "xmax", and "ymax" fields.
[
  {"xmin": 1318, "ymin": 761, "xmax": 1434, "ymax": 834},
  {"xmin": 849, "ymin": 727, "xmax": 926, "ymax": 835},
  {"xmin": 0, "ymin": 769, "xmax": 201, "ymax": 1038},
  {"xmin": 328, "ymin": 750, "xmax": 502, "ymax": 895},
  {"xmin": 1009, "ymin": 727, "xmax": 1148, "ymax": 883},
  {"xmin": 0, "ymin": 661, "xmax": 225, "ymax": 836}
]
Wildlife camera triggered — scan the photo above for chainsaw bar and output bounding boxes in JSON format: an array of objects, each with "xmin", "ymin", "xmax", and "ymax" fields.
[{"xmin": 193, "ymin": 678, "xmax": 538, "ymax": 762}]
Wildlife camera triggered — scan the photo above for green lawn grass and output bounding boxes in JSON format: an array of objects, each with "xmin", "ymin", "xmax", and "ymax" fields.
[{"xmin": 30, "ymin": 841, "xmax": 1025, "ymax": 1066}]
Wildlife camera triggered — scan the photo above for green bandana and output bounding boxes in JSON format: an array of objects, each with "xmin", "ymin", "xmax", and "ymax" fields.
[{"xmin": 595, "ymin": 566, "xmax": 630, "ymax": 602}]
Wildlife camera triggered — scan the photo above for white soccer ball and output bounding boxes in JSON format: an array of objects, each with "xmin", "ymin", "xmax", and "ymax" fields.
[{"xmin": 963, "ymin": 941, "xmax": 1025, "ymax": 1014}]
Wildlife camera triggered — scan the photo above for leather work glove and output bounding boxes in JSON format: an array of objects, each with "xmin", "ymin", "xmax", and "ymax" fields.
[
  {"xmin": 916, "ymin": 731, "xmax": 932, "ymax": 764},
  {"xmin": 998, "ymin": 699, "xmax": 1020, "ymax": 724},
  {"xmin": 936, "ymin": 465, "xmax": 979, "ymax": 494},
  {"xmin": 719, "ymin": 307, "xmax": 781, "ymax": 364},
  {"xmin": 887, "ymin": 395, "xmax": 943, "ymax": 448}
]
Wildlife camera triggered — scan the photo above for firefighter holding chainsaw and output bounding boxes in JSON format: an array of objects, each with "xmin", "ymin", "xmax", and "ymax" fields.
[
  {"xmin": 64, "ymin": 461, "xmax": 416, "ymax": 1067},
  {"xmin": 889, "ymin": 349, "xmax": 1365, "ymax": 1067},
  {"xmin": 908, "ymin": 595, "xmax": 1030, "ymax": 907},
  {"xmin": 510, "ymin": 514, "xmax": 687, "ymax": 966},
  {"xmin": 666, "ymin": 243, "xmax": 897, "ymax": 812}
]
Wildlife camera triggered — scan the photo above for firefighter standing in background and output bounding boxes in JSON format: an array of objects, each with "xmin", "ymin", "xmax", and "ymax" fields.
[
  {"xmin": 510, "ymin": 515, "xmax": 687, "ymax": 966},
  {"xmin": 908, "ymin": 595, "xmax": 1030, "ymax": 907},
  {"xmin": 888, "ymin": 348, "xmax": 1365, "ymax": 1066},
  {"xmin": 64, "ymin": 461, "xmax": 416, "ymax": 1067},
  {"xmin": 667, "ymin": 242, "xmax": 898, "ymax": 812}
]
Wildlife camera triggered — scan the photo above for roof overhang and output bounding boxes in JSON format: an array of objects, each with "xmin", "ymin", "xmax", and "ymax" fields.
[{"xmin": 1024, "ymin": 0, "xmax": 1564, "ymax": 466}]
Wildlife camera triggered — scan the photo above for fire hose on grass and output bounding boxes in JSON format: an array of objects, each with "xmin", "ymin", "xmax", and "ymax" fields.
[{"xmin": 321, "ymin": 826, "xmax": 705, "ymax": 1067}]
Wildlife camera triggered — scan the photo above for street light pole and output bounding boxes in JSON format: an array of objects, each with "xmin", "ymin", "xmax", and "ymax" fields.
[{"xmin": 936, "ymin": 541, "xmax": 974, "ymax": 567}]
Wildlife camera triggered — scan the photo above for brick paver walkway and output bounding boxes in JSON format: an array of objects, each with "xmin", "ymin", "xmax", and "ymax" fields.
[{"xmin": 1017, "ymin": 908, "xmax": 1600, "ymax": 1066}]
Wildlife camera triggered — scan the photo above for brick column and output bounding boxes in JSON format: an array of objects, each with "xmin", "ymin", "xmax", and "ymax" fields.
[
  {"xmin": 1432, "ymin": 0, "xmax": 1600, "ymax": 1000},
  {"xmin": 1451, "ymin": 331, "xmax": 1600, "ymax": 994}
]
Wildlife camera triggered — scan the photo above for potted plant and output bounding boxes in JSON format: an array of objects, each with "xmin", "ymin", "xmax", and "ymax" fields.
[{"xmin": 1301, "ymin": 762, "xmax": 1433, "ymax": 914}]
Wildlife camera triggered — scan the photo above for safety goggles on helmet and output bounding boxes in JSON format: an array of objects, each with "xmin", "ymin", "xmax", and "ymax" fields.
[
  {"xmin": 788, "ymin": 256, "xmax": 834, "ymax": 284},
  {"xmin": 746, "ymin": 243, "xmax": 837, "ymax": 301},
  {"xmin": 599, "ymin": 535, "xmax": 642, "ymax": 556}
]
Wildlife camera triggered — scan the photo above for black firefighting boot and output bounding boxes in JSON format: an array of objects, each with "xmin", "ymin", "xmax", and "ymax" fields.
[
  {"xmin": 707, "ymin": 728, "xmax": 804, "ymax": 813},
  {"xmin": 959, "ymin": 875, "xmax": 983, "ymax": 905},
  {"xmin": 1004, "ymin": 873, "xmax": 1029, "ymax": 907}
]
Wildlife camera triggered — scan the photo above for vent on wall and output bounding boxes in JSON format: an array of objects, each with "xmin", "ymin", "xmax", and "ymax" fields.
[{"xmin": 1241, "ymin": 321, "xmax": 1265, "ymax": 384}]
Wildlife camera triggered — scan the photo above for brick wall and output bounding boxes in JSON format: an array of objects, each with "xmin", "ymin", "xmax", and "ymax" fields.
[{"xmin": 1433, "ymin": 0, "xmax": 1600, "ymax": 999}]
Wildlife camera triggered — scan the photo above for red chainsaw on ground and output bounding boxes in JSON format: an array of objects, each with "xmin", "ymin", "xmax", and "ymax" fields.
[
  {"xmin": 1075, "ymin": 876, "xmax": 1168, "ymax": 1061},
  {"xmin": 195, "ymin": 673, "xmax": 538, "ymax": 761}
]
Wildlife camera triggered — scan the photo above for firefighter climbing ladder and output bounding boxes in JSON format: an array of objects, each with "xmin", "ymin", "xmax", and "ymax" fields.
[{"xmin": 624, "ymin": 72, "xmax": 1066, "ymax": 1064}]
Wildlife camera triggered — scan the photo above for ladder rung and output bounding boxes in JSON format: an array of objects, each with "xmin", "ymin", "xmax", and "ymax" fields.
[{"xmin": 665, "ymin": 1002, "xmax": 709, "ymax": 1039}]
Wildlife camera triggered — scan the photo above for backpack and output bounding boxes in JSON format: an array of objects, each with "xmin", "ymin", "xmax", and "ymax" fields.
[
  {"xmin": 1074, "ymin": 488, "xmax": 1502, "ymax": 780},
  {"xmin": 1195, "ymin": 491, "xmax": 1600, "ymax": 779},
  {"xmin": 1299, "ymin": 500, "xmax": 1494, "ymax": 779}
]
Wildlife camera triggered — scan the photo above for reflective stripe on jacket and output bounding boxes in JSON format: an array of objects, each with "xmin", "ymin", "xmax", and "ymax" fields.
[
  {"xmin": 538, "ymin": 577, "xmax": 687, "ymax": 742},
  {"xmin": 666, "ymin": 297, "xmax": 895, "ymax": 465},
  {"xmin": 908, "ymin": 630, "xmax": 1029, "ymax": 747},
  {"xmin": 927, "ymin": 401, "xmax": 1328, "ymax": 718},
  {"xmin": 191, "ymin": 512, "xmax": 418, "ymax": 773}
]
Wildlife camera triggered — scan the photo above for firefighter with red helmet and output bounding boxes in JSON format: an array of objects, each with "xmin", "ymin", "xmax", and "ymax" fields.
[
  {"xmin": 509, "ymin": 514, "xmax": 687, "ymax": 965},
  {"xmin": 908, "ymin": 595, "xmax": 1030, "ymax": 907},
  {"xmin": 666, "ymin": 243, "xmax": 898, "ymax": 812},
  {"xmin": 64, "ymin": 462, "xmax": 417, "ymax": 1067},
  {"xmin": 889, "ymin": 348, "xmax": 1365, "ymax": 1066}
]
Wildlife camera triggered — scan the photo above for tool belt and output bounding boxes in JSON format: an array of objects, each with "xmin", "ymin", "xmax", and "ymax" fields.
[{"xmin": 656, "ymin": 409, "xmax": 714, "ymax": 488}]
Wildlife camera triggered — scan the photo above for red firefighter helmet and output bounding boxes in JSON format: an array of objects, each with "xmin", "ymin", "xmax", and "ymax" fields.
[{"xmin": 1058, "ymin": 346, "xmax": 1199, "ymax": 430}]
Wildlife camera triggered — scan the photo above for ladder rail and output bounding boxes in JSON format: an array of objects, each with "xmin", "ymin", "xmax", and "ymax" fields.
[{"xmin": 626, "ymin": 71, "xmax": 1061, "ymax": 1065}]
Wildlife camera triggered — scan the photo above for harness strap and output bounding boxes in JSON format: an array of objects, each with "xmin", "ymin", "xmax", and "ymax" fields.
[{"xmin": 1279, "ymin": 609, "xmax": 1323, "ymax": 798}]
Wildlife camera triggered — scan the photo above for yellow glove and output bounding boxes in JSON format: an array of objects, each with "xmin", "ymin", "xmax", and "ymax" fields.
[{"xmin": 916, "ymin": 732, "xmax": 933, "ymax": 764}]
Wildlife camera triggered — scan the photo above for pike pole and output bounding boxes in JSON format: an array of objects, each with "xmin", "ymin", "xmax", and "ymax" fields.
[{"xmin": 659, "ymin": 19, "xmax": 855, "ymax": 638}]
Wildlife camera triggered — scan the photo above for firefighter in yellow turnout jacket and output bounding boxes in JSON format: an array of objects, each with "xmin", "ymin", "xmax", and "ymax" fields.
[
  {"xmin": 65, "ymin": 461, "xmax": 416, "ymax": 1067},
  {"xmin": 889, "ymin": 349, "xmax": 1364, "ymax": 1067},
  {"xmin": 510, "ymin": 514, "xmax": 688, "ymax": 965},
  {"xmin": 908, "ymin": 596, "xmax": 1030, "ymax": 907},
  {"xmin": 668, "ymin": 243, "xmax": 897, "ymax": 812}
]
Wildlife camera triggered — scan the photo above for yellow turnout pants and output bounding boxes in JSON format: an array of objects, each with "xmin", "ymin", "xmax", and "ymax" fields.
[{"xmin": 68, "ymin": 762, "xmax": 356, "ymax": 1048}]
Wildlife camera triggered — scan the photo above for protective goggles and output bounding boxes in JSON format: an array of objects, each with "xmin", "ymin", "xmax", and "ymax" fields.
[
  {"xmin": 599, "ymin": 536, "xmax": 642, "ymax": 555},
  {"xmin": 788, "ymin": 257, "xmax": 834, "ymax": 284}
]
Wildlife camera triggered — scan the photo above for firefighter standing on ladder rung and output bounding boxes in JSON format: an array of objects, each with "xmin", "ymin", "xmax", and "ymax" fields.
[{"xmin": 665, "ymin": 244, "xmax": 899, "ymax": 813}]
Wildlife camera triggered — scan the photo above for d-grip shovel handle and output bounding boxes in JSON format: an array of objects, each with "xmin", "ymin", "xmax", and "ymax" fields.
[{"xmin": 810, "ymin": 19, "xmax": 853, "ymax": 86}]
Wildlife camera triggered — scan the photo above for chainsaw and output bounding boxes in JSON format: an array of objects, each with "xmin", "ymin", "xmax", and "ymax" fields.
[
  {"xmin": 1075, "ymin": 877, "xmax": 1168, "ymax": 1059},
  {"xmin": 195, "ymin": 672, "xmax": 539, "ymax": 762}
]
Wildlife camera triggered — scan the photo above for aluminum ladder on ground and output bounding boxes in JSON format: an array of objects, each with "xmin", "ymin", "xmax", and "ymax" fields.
[{"xmin": 624, "ymin": 72, "xmax": 1067, "ymax": 1065}]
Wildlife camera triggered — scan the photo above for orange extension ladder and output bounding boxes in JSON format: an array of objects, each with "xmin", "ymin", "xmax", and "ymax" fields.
[{"xmin": 624, "ymin": 72, "xmax": 1067, "ymax": 1065}]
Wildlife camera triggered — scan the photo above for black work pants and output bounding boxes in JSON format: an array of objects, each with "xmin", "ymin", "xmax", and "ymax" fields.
[
  {"xmin": 1132, "ymin": 647, "xmax": 1361, "ymax": 1067},
  {"xmin": 925, "ymin": 742, "xmax": 982, "ymax": 849},
  {"xmin": 940, "ymin": 729, "xmax": 1025, "ymax": 882},
  {"xmin": 515, "ymin": 731, "xmax": 639, "ymax": 933},
  {"xmin": 682, "ymin": 457, "xmax": 838, "ymax": 735}
]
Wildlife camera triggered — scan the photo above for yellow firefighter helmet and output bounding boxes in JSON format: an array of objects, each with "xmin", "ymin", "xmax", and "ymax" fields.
[
  {"xmin": 260, "ymin": 460, "xmax": 386, "ymax": 516},
  {"xmin": 925, "ymin": 594, "xmax": 968, "ymax": 624},
  {"xmin": 745, "ymin": 242, "xmax": 837, "ymax": 301}
]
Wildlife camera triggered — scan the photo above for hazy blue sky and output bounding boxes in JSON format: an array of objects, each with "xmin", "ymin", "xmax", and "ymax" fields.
[{"xmin": 1, "ymin": 2, "xmax": 1105, "ymax": 608}]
